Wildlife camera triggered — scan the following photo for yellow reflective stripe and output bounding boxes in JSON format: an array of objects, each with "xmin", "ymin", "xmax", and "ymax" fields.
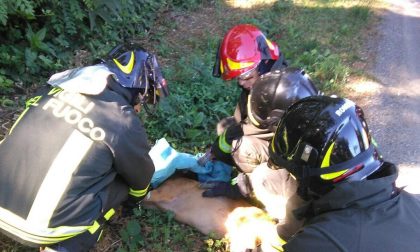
[
  {"xmin": 266, "ymin": 38, "xmax": 275, "ymax": 50},
  {"xmin": 272, "ymin": 244, "xmax": 284, "ymax": 251},
  {"xmin": 113, "ymin": 51, "xmax": 134, "ymax": 74},
  {"xmin": 48, "ymin": 87, "xmax": 63, "ymax": 95},
  {"xmin": 220, "ymin": 60, "xmax": 224, "ymax": 74},
  {"xmin": 129, "ymin": 184, "xmax": 150, "ymax": 197},
  {"xmin": 320, "ymin": 142, "xmax": 347, "ymax": 180},
  {"xmin": 25, "ymin": 95, "xmax": 42, "ymax": 108},
  {"xmin": 270, "ymin": 136, "xmax": 276, "ymax": 153},
  {"xmin": 218, "ymin": 130, "xmax": 232, "ymax": 154},
  {"xmin": 88, "ymin": 221, "xmax": 100, "ymax": 234},
  {"xmin": 104, "ymin": 208, "xmax": 115, "ymax": 220},
  {"xmin": 0, "ymin": 206, "xmax": 110, "ymax": 245},
  {"xmin": 10, "ymin": 95, "xmax": 44, "ymax": 135},
  {"xmin": 88, "ymin": 208, "xmax": 115, "ymax": 234},
  {"xmin": 247, "ymin": 94, "xmax": 260, "ymax": 127},
  {"xmin": 270, "ymin": 235, "xmax": 286, "ymax": 251},
  {"xmin": 282, "ymin": 128, "xmax": 289, "ymax": 154},
  {"xmin": 8, "ymin": 107, "xmax": 30, "ymax": 135},
  {"xmin": 0, "ymin": 208, "xmax": 88, "ymax": 244},
  {"xmin": 230, "ymin": 177, "xmax": 238, "ymax": 185},
  {"xmin": 226, "ymin": 57, "xmax": 254, "ymax": 70},
  {"xmin": 27, "ymin": 130, "xmax": 93, "ymax": 227},
  {"xmin": 320, "ymin": 142, "xmax": 334, "ymax": 168}
]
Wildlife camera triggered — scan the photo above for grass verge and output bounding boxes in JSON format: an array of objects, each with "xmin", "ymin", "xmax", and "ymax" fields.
[{"xmin": 0, "ymin": 0, "xmax": 380, "ymax": 251}]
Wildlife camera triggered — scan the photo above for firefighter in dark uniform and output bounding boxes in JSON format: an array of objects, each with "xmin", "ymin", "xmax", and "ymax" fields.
[
  {"xmin": 0, "ymin": 44, "xmax": 169, "ymax": 251},
  {"xmin": 265, "ymin": 96, "xmax": 420, "ymax": 251}
]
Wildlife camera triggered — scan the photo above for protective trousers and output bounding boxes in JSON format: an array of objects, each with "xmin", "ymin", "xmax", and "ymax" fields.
[
  {"xmin": 247, "ymin": 163, "xmax": 305, "ymax": 240},
  {"xmin": 42, "ymin": 177, "xmax": 129, "ymax": 252}
]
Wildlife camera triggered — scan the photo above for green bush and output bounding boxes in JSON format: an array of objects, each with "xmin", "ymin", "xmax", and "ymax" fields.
[
  {"xmin": 142, "ymin": 53, "xmax": 239, "ymax": 152},
  {"xmin": 0, "ymin": 0, "xmax": 203, "ymax": 94}
]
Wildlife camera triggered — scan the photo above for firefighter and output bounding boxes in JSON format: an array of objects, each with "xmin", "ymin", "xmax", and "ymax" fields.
[
  {"xmin": 0, "ymin": 43, "xmax": 169, "ymax": 251},
  {"xmin": 201, "ymin": 67, "xmax": 319, "ymax": 200},
  {"xmin": 200, "ymin": 24, "xmax": 287, "ymax": 169},
  {"xmin": 199, "ymin": 24, "xmax": 319, "ymax": 197},
  {"xmin": 261, "ymin": 96, "xmax": 420, "ymax": 251}
]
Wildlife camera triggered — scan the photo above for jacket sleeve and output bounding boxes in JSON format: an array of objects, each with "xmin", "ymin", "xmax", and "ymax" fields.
[
  {"xmin": 113, "ymin": 115, "xmax": 155, "ymax": 201},
  {"xmin": 283, "ymin": 225, "xmax": 345, "ymax": 252}
]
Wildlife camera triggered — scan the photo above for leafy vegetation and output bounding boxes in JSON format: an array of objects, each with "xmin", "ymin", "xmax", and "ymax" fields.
[
  {"xmin": 0, "ymin": 0, "xmax": 378, "ymax": 251},
  {"xmin": 0, "ymin": 0, "xmax": 201, "ymax": 94}
]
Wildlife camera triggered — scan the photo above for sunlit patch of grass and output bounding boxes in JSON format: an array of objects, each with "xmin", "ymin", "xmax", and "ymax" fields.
[{"xmin": 225, "ymin": 0, "xmax": 278, "ymax": 8}]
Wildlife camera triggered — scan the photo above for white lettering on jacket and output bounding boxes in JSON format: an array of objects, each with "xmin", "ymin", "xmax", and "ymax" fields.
[{"xmin": 43, "ymin": 89, "xmax": 105, "ymax": 141}]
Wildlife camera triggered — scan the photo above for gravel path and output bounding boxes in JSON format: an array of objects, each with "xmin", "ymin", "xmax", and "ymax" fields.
[{"xmin": 348, "ymin": 0, "xmax": 420, "ymax": 192}]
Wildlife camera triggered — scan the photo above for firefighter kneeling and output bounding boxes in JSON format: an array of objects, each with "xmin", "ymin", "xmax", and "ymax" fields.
[
  {"xmin": 228, "ymin": 96, "xmax": 420, "ymax": 251},
  {"xmin": 0, "ymin": 43, "xmax": 169, "ymax": 251}
]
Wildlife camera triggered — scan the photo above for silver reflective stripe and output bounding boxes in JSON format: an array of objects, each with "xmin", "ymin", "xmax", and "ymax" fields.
[
  {"xmin": 27, "ymin": 130, "xmax": 93, "ymax": 227},
  {"xmin": 0, "ymin": 206, "xmax": 88, "ymax": 244}
]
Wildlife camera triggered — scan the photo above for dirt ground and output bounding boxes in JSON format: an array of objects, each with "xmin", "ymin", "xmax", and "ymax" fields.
[{"xmin": 345, "ymin": 0, "xmax": 420, "ymax": 193}]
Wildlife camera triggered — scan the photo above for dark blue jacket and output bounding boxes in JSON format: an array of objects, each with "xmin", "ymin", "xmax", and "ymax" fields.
[
  {"xmin": 0, "ymin": 77, "xmax": 154, "ymax": 246},
  {"xmin": 284, "ymin": 163, "xmax": 420, "ymax": 252}
]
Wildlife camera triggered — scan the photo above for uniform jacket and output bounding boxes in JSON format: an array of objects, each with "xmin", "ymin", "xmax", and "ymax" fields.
[
  {"xmin": 283, "ymin": 162, "xmax": 420, "ymax": 252},
  {"xmin": 0, "ymin": 67, "xmax": 154, "ymax": 246}
]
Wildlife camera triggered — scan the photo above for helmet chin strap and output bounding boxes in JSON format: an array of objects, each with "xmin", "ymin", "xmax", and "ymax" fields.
[
  {"xmin": 138, "ymin": 91, "xmax": 159, "ymax": 115},
  {"xmin": 136, "ymin": 61, "xmax": 158, "ymax": 115}
]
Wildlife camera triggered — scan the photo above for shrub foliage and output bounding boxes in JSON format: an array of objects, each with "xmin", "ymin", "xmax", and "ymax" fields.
[{"xmin": 0, "ymin": 0, "xmax": 198, "ymax": 94}]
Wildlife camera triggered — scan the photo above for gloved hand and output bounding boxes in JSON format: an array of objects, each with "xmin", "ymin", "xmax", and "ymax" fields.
[
  {"xmin": 121, "ymin": 198, "xmax": 140, "ymax": 217},
  {"xmin": 202, "ymin": 182, "xmax": 244, "ymax": 199},
  {"xmin": 120, "ymin": 192, "xmax": 151, "ymax": 217},
  {"xmin": 211, "ymin": 123, "xmax": 244, "ymax": 165}
]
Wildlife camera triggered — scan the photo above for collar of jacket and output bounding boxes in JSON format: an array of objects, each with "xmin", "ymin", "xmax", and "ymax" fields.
[
  {"xmin": 107, "ymin": 76, "xmax": 137, "ymax": 105},
  {"xmin": 295, "ymin": 162, "xmax": 398, "ymax": 219}
]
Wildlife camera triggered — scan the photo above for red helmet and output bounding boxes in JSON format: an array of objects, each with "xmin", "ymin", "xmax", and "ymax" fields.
[{"xmin": 213, "ymin": 24, "xmax": 280, "ymax": 80}]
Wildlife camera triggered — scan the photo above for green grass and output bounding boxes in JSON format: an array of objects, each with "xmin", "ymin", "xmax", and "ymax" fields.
[
  {"xmin": 123, "ymin": 1, "xmax": 379, "ymax": 251},
  {"xmin": 140, "ymin": 0, "xmax": 378, "ymax": 151},
  {"xmin": 0, "ymin": 0, "xmax": 379, "ymax": 251}
]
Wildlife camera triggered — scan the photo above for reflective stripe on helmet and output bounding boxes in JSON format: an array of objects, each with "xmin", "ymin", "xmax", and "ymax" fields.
[
  {"xmin": 320, "ymin": 142, "xmax": 348, "ymax": 180},
  {"xmin": 226, "ymin": 57, "xmax": 255, "ymax": 71},
  {"xmin": 265, "ymin": 38, "xmax": 275, "ymax": 51},
  {"xmin": 113, "ymin": 51, "xmax": 135, "ymax": 74},
  {"xmin": 247, "ymin": 95, "xmax": 260, "ymax": 127}
]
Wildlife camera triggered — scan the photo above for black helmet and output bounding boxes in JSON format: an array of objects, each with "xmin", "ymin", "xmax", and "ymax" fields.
[
  {"xmin": 104, "ymin": 43, "xmax": 169, "ymax": 105},
  {"xmin": 248, "ymin": 67, "xmax": 320, "ymax": 129},
  {"xmin": 269, "ymin": 96, "xmax": 383, "ymax": 197}
]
